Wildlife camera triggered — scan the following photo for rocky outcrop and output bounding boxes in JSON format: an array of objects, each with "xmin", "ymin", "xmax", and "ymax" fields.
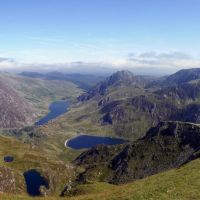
[
  {"xmin": 74, "ymin": 121, "xmax": 200, "ymax": 184},
  {"xmin": 155, "ymin": 81, "xmax": 200, "ymax": 101},
  {"xmin": 74, "ymin": 144, "xmax": 124, "ymax": 166},
  {"xmin": 110, "ymin": 121, "xmax": 200, "ymax": 183},
  {"xmin": 0, "ymin": 166, "xmax": 25, "ymax": 193},
  {"xmin": 171, "ymin": 103, "xmax": 200, "ymax": 122},
  {"xmin": 78, "ymin": 70, "xmax": 146, "ymax": 101},
  {"xmin": 99, "ymin": 94, "xmax": 179, "ymax": 139},
  {"xmin": 0, "ymin": 80, "xmax": 34, "ymax": 128}
]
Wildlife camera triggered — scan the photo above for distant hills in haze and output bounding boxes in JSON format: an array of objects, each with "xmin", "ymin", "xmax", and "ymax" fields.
[{"xmin": 19, "ymin": 71, "xmax": 106, "ymax": 90}]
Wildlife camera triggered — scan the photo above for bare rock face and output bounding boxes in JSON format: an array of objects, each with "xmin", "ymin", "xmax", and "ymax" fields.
[
  {"xmin": 0, "ymin": 166, "xmax": 25, "ymax": 193},
  {"xmin": 0, "ymin": 80, "xmax": 34, "ymax": 128}
]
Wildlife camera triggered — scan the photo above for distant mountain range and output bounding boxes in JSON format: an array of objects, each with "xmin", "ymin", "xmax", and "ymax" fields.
[{"xmin": 19, "ymin": 71, "xmax": 105, "ymax": 90}]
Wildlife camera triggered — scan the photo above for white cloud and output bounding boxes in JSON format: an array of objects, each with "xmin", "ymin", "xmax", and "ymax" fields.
[
  {"xmin": 0, "ymin": 51, "xmax": 200, "ymax": 75},
  {"xmin": 0, "ymin": 57, "xmax": 17, "ymax": 70},
  {"xmin": 138, "ymin": 51, "xmax": 192, "ymax": 60},
  {"xmin": 127, "ymin": 51, "xmax": 198, "ymax": 68}
]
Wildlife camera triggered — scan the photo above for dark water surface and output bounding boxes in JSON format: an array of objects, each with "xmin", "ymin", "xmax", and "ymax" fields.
[
  {"xmin": 35, "ymin": 101, "xmax": 69, "ymax": 125},
  {"xmin": 67, "ymin": 135, "xmax": 126, "ymax": 150},
  {"xmin": 4, "ymin": 156, "xmax": 14, "ymax": 162},
  {"xmin": 24, "ymin": 169, "xmax": 49, "ymax": 196}
]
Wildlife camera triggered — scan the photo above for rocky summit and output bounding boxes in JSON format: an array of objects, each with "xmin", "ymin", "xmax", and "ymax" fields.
[{"xmin": 78, "ymin": 70, "xmax": 146, "ymax": 101}]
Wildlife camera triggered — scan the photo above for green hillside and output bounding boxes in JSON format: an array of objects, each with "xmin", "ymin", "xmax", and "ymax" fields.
[{"xmin": 1, "ymin": 158, "xmax": 200, "ymax": 200}]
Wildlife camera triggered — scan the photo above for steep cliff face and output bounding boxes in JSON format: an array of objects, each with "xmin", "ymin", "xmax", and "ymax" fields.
[
  {"xmin": 0, "ymin": 72, "xmax": 82, "ymax": 129},
  {"xmin": 154, "ymin": 81, "xmax": 200, "ymax": 102},
  {"xmin": 74, "ymin": 121, "xmax": 200, "ymax": 184},
  {"xmin": 0, "ymin": 80, "xmax": 34, "ymax": 128}
]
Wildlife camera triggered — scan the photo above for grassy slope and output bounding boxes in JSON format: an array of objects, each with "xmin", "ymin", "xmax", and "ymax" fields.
[
  {"xmin": 69, "ymin": 158, "xmax": 200, "ymax": 200},
  {"xmin": 1, "ymin": 157, "xmax": 200, "ymax": 199},
  {"xmin": 0, "ymin": 134, "xmax": 79, "ymax": 196}
]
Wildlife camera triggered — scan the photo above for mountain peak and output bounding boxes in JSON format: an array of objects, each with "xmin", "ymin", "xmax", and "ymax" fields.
[
  {"xmin": 107, "ymin": 70, "xmax": 134, "ymax": 85},
  {"xmin": 78, "ymin": 70, "xmax": 145, "ymax": 101}
]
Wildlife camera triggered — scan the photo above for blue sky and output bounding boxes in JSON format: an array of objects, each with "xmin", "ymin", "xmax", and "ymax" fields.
[{"xmin": 0, "ymin": 0, "xmax": 200, "ymax": 72}]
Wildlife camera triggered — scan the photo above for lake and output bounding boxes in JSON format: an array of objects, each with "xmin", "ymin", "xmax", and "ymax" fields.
[
  {"xmin": 66, "ymin": 135, "xmax": 126, "ymax": 150},
  {"xmin": 24, "ymin": 169, "xmax": 49, "ymax": 196},
  {"xmin": 35, "ymin": 101, "xmax": 127, "ymax": 150},
  {"xmin": 35, "ymin": 101, "xmax": 69, "ymax": 126},
  {"xmin": 4, "ymin": 156, "xmax": 14, "ymax": 162}
]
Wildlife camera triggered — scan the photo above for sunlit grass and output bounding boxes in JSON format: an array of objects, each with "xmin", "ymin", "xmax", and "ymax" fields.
[{"xmin": 1, "ymin": 158, "xmax": 200, "ymax": 200}]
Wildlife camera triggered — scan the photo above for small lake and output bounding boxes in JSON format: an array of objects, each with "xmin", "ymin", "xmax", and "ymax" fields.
[
  {"xmin": 24, "ymin": 169, "xmax": 49, "ymax": 196},
  {"xmin": 35, "ymin": 101, "xmax": 69, "ymax": 126},
  {"xmin": 66, "ymin": 135, "xmax": 126, "ymax": 150},
  {"xmin": 4, "ymin": 156, "xmax": 14, "ymax": 162}
]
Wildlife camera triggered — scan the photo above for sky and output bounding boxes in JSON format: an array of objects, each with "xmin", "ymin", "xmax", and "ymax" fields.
[{"xmin": 0, "ymin": 0, "xmax": 200, "ymax": 74}]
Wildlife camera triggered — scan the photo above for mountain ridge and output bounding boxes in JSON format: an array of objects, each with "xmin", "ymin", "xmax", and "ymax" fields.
[
  {"xmin": 74, "ymin": 121, "xmax": 200, "ymax": 185},
  {"xmin": 78, "ymin": 70, "xmax": 147, "ymax": 101}
]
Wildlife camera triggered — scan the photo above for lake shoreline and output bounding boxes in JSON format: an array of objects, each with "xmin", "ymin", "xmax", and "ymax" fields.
[
  {"xmin": 65, "ymin": 134, "xmax": 127, "ymax": 150},
  {"xmin": 35, "ymin": 100, "xmax": 70, "ymax": 126}
]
